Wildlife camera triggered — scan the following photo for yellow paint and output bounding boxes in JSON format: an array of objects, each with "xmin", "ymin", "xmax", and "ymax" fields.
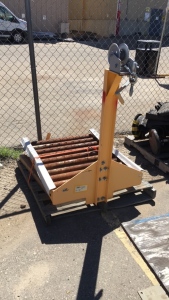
[
  {"xmin": 114, "ymin": 227, "xmax": 159, "ymax": 286},
  {"xmin": 107, "ymin": 160, "xmax": 142, "ymax": 197},
  {"xmin": 95, "ymin": 71, "xmax": 121, "ymax": 204},
  {"xmin": 50, "ymin": 161, "xmax": 97, "ymax": 205},
  {"xmin": 50, "ymin": 70, "xmax": 143, "ymax": 206}
]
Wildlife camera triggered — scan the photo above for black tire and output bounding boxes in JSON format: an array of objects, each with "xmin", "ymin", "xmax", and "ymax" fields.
[
  {"xmin": 134, "ymin": 114, "xmax": 142, "ymax": 121},
  {"xmin": 11, "ymin": 30, "xmax": 24, "ymax": 43},
  {"xmin": 149, "ymin": 129, "xmax": 161, "ymax": 155}
]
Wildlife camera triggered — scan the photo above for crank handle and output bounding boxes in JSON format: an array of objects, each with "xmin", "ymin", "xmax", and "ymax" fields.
[{"xmin": 129, "ymin": 85, "xmax": 134, "ymax": 96}]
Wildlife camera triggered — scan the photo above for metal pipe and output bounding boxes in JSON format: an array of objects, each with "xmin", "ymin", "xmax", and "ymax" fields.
[
  {"xmin": 25, "ymin": 0, "xmax": 42, "ymax": 140},
  {"xmin": 42, "ymin": 151, "xmax": 98, "ymax": 164},
  {"xmin": 37, "ymin": 145, "xmax": 99, "ymax": 160},
  {"xmin": 48, "ymin": 162, "xmax": 92, "ymax": 175},
  {"xmin": 154, "ymin": 1, "xmax": 169, "ymax": 75},
  {"xmin": 32, "ymin": 135, "xmax": 91, "ymax": 146},
  {"xmin": 44, "ymin": 155, "xmax": 98, "ymax": 169},
  {"xmin": 51, "ymin": 170, "xmax": 84, "ymax": 181},
  {"xmin": 33, "ymin": 137, "xmax": 94, "ymax": 150},
  {"xmin": 54, "ymin": 180, "xmax": 66, "ymax": 187},
  {"xmin": 36, "ymin": 141, "xmax": 98, "ymax": 154}
]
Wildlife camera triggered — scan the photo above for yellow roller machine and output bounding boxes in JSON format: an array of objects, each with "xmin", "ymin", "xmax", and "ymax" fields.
[{"xmin": 20, "ymin": 43, "xmax": 155, "ymax": 221}]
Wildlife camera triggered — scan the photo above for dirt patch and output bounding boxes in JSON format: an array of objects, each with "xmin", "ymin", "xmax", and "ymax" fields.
[{"xmin": 0, "ymin": 160, "xmax": 29, "ymax": 218}]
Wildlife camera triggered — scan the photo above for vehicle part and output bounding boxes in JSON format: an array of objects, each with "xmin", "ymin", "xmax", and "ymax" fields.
[
  {"xmin": 132, "ymin": 102, "xmax": 169, "ymax": 154},
  {"xmin": 12, "ymin": 30, "xmax": 23, "ymax": 43},
  {"xmin": 149, "ymin": 129, "xmax": 161, "ymax": 155},
  {"xmin": 132, "ymin": 114, "xmax": 146, "ymax": 139}
]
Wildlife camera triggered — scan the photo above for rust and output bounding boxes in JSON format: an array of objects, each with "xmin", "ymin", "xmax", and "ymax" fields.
[
  {"xmin": 31, "ymin": 134, "xmax": 99, "ymax": 189},
  {"xmin": 44, "ymin": 155, "xmax": 98, "ymax": 170},
  {"xmin": 51, "ymin": 170, "xmax": 84, "ymax": 181},
  {"xmin": 37, "ymin": 145, "xmax": 99, "ymax": 160},
  {"xmin": 42, "ymin": 150, "xmax": 98, "ymax": 164},
  {"xmin": 53, "ymin": 180, "xmax": 66, "ymax": 188},
  {"xmin": 33, "ymin": 137, "xmax": 94, "ymax": 150},
  {"xmin": 48, "ymin": 162, "xmax": 91, "ymax": 175},
  {"xmin": 36, "ymin": 141, "xmax": 98, "ymax": 155},
  {"xmin": 32, "ymin": 134, "xmax": 92, "ymax": 146}
]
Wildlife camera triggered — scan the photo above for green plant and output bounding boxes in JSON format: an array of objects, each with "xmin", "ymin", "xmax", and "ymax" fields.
[{"xmin": 0, "ymin": 147, "xmax": 22, "ymax": 160}]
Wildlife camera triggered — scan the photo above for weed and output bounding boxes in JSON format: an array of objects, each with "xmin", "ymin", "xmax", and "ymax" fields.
[{"xmin": 0, "ymin": 147, "xmax": 22, "ymax": 160}]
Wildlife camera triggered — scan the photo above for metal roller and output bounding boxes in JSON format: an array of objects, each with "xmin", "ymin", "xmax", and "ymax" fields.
[
  {"xmin": 108, "ymin": 43, "xmax": 120, "ymax": 64},
  {"xmin": 119, "ymin": 43, "xmax": 129, "ymax": 65},
  {"xmin": 108, "ymin": 42, "xmax": 138, "ymax": 97}
]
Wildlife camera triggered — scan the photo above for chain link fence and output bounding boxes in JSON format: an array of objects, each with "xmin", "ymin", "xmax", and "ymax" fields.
[{"xmin": 0, "ymin": 0, "xmax": 169, "ymax": 147}]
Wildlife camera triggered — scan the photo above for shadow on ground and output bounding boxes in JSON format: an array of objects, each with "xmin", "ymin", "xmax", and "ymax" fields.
[
  {"xmin": 124, "ymin": 142, "xmax": 169, "ymax": 183},
  {"xmin": 156, "ymin": 79, "xmax": 169, "ymax": 90},
  {"xmin": 13, "ymin": 165, "xmax": 145, "ymax": 300}
]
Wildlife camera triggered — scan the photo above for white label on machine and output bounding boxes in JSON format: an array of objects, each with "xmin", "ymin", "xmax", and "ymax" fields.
[{"xmin": 75, "ymin": 185, "xmax": 87, "ymax": 192}]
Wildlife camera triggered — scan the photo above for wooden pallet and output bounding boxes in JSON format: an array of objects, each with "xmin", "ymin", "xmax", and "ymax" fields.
[
  {"xmin": 125, "ymin": 136, "xmax": 169, "ymax": 173},
  {"xmin": 17, "ymin": 159, "xmax": 98, "ymax": 224},
  {"xmin": 17, "ymin": 154, "xmax": 156, "ymax": 224}
]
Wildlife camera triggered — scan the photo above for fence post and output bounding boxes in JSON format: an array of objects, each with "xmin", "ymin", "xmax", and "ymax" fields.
[
  {"xmin": 154, "ymin": 1, "xmax": 169, "ymax": 75},
  {"xmin": 25, "ymin": 0, "xmax": 42, "ymax": 141}
]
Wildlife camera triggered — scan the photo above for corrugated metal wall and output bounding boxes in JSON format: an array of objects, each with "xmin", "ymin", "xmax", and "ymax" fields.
[
  {"xmin": 120, "ymin": 0, "xmax": 168, "ymax": 35},
  {"xmin": 1, "ymin": 0, "xmax": 69, "ymax": 32},
  {"xmin": 69, "ymin": 0, "xmax": 118, "ymax": 37},
  {"xmin": 2, "ymin": 0, "xmax": 168, "ymax": 36},
  {"xmin": 30, "ymin": 0, "xmax": 69, "ymax": 32},
  {"xmin": 120, "ymin": 0, "xmax": 167, "ymax": 20}
]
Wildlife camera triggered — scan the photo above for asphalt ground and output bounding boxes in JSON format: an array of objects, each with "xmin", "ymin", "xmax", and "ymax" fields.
[
  {"xmin": 0, "ymin": 40, "xmax": 169, "ymax": 146},
  {"xmin": 0, "ymin": 140, "xmax": 169, "ymax": 299},
  {"xmin": 1, "ymin": 38, "xmax": 169, "ymax": 299}
]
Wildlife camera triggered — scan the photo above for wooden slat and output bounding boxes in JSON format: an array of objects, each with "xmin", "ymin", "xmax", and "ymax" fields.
[
  {"xmin": 125, "ymin": 136, "xmax": 169, "ymax": 173},
  {"xmin": 18, "ymin": 159, "xmax": 155, "ymax": 222}
]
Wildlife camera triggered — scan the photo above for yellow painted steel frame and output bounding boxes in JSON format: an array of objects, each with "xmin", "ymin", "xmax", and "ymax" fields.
[{"xmin": 50, "ymin": 70, "xmax": 143, "ymax": 205}]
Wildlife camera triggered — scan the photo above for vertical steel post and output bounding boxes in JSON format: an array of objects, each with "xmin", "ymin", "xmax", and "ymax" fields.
[
  {"xmin": 25, "ymin": 0, "xmax": 42, "ymax": 140},
  {"xmin": 116, "ymin": 0, "xmax": 121, "ymax": 36},
  {"xmin": 154, "ymin": 1, "xmax": 169, "ymax": 75}
]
